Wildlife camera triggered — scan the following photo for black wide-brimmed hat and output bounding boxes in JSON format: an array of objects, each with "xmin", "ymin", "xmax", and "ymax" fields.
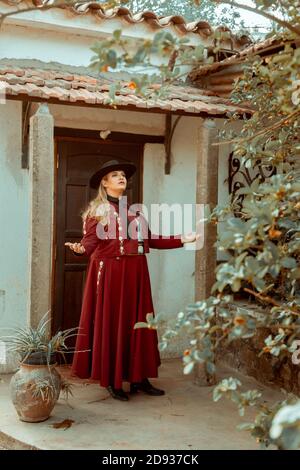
[{"xmin": 89, "ymin": 159, "xmax": 137, "ymax": 189}]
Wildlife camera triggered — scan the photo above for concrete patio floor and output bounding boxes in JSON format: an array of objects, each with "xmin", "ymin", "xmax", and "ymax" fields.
[{"xmin": 0, "ymin": 358, "xmax": 282, "ymax": 450}]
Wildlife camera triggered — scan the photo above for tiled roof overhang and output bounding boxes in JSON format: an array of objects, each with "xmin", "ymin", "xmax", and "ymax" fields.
[
  {"xmin": 0, "ymin": 61, "xmax": 253, "ymax": 118},
  {"xmin": 189, "ymin": 36, "xmax": 300, "ymax": 81}
]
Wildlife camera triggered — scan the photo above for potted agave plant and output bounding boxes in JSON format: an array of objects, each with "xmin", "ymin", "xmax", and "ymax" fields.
[{"xmin": 3, "ymin": 313, "xmax": 78, "ymax": 423}]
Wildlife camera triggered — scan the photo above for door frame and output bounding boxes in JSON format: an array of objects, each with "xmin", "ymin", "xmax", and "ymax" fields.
[{"xmin": 51, "ymin": 127, "xmax": 164, "ymax": 336}]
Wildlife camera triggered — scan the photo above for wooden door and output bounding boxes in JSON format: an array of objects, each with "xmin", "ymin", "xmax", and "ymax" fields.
[{"xmin": 52, "ymin": 137, "xmax": 142, "ymax": 356}]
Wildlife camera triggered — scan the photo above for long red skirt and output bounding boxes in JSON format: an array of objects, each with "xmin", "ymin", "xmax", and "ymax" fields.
[{"xmin": 71, "ymin": 254, "xmax": 161, "ymax": 388}]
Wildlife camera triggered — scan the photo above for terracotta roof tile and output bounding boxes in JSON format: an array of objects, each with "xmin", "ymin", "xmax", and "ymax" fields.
[
  {"xmin": 0, "ymin": 66, "xmax": 25, "ymax": 76},
  {"xmin": 94, "ymin": 92, "xmax": 106, "ymax": 105},
  {"xmin": 189, "ymin": 36, "xmax": 300, "ymax": 80},
  {"xmin": 0, "ymin": 63, "xmax": 253, "ymax": 117}
]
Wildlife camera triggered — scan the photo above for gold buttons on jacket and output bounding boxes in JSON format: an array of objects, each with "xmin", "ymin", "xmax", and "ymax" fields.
[
  {"xmin": 97, "ymin": 260, "xmax": 104, "ymax": 288},
  {"xmin": 113, "ymin": 210, "xmax": 125, "ymax": 255}
]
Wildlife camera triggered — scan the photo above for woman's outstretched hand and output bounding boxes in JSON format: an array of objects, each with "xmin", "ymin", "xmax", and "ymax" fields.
[
  {"xmin": 65, "ymin": 242, "xmax": 86, "ymax": 254},
  {"xmin": 181, "ymin": 232, "xmax": 200, "ymax": 244}
]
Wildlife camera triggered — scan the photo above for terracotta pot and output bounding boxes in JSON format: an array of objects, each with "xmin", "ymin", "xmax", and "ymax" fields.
[{"xmin": 10, "ymin": 362, "xmax": 62, "ymax": 423}]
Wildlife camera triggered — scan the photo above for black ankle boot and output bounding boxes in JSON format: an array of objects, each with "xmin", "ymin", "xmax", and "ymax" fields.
[
  {"xmin": 130, "ymin": 378, "xmax": 165, "ymax": 396},
  {"xmin": 106, "ymin": 385, "xmax": 129, "ymax": 401}
]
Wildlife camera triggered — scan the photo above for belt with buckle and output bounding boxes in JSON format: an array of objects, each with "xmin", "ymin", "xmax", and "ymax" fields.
[{"xmin": 125, "ymin": 253, "xmax": 144, "ymax": 256}]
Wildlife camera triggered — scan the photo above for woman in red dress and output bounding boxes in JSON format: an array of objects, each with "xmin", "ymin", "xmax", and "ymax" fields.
[{"xmin": 65, "ymin": 159, "xmax": 197, "ymax": 401}]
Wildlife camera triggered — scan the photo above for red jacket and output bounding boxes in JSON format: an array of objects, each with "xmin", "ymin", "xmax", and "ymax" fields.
[{"xmin": 79, "ymin": 201, "xmax": 184, "ymax": 259}]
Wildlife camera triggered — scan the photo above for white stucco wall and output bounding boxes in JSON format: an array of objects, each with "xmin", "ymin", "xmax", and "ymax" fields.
[
  {"xmin": 1, "ymin": 23, "xmax": 100, "ymax": 68},
  {"xmin": 1, "ymin": 6, "xmax": 211, "ymax": 53},
  {"xmin": 1, "ymin": 6, "xmax": 203, "ymax": 70},
  {"xmin": 0, "ymin": 101, "xmax": 29, "ymax": 329},
  {"xmin": 48, "ymin": 103, "xmax": 165, "ymax": 136},
  {"xmin": 0, "ymin": 101, "xmax": 30, "ymax": 370},
  {"xmin": 143, "ymin": 117, "xmax": 198, "ymax": 321}
]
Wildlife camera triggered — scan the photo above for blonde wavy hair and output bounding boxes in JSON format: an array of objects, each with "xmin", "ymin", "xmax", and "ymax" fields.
[{"xmin": 80, "ymin": 175, "xmax": 111, "ymax": 226}]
